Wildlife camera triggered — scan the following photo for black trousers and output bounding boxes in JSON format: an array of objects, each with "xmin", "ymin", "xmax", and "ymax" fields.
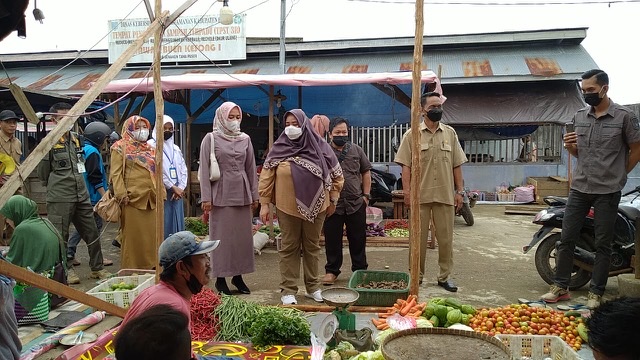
[
  {"xmin": 555, "ymin": 189, "xmax": 620, "ymax": 295},
  {"xmin": 323, "ymin": 203, "xmax": 368, "ymax": 276}
]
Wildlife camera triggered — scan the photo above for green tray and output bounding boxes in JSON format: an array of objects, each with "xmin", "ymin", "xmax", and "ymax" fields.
[{"xmin": 347, "ymin": 270, "xmax": 410, "ymax": 307}]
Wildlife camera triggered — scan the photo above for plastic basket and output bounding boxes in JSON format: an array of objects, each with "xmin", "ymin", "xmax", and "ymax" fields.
[
  {"xmin": 86, "ymin": 274, "xmax": 154, "ymax": 309},
  {"xmin": 496, "ymin": 335, "xmax": 580, "ymax": 360},
  {"xmin": 497, "ymin": 193, "xmax": 516, "ymax": 202},
  {"xmin": 347, "ymin": 270, "xmax": 410, "ymax": 307}
]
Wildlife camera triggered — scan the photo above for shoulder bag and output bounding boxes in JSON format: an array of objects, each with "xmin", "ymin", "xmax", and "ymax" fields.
[
  {"xmin": 198, "ymin": 133, "xmax": 221, "ymax": 183},
  {"xmin": 94, "ymin": 143, "xmax": 126, "ymax": 223}
]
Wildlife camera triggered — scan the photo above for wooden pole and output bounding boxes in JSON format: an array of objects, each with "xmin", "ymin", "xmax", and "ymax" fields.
[
  {"xmin": 0, "ymin": 260, "xmax": 127, "ymax": 318},
  {"xmin": 409, "ymin": 0, "xmax": 424, "ymax": 297},
  {"xmin": 635, "ymin": 218, "xmax": 640, "ymax": 279},
  {"xmin": 153, "ymin": 0, "xmax": 165, "ymax": 284},
  {"xmin": 268, "ymin": 85, "xmax": 275, "ymax": 238},
  {"xmin": 0, "ymin": 13, "xmax": 168, "ymax": 209},
  {"xmin": 9, "ymin": 84, "xmax": 40, "ymax": 124}
]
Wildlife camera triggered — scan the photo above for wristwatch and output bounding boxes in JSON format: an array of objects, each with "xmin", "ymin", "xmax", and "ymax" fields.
[
  {"xmin": 456, "ymin": 190, "xmax": 465, "ymax": 196},
  {"xmin": 363, "ymin": 193, "xmax": 371, "ymax": 200},
  {"xmin": 330, "ymin": 198, "xmax": 339, "ymax": 205}
]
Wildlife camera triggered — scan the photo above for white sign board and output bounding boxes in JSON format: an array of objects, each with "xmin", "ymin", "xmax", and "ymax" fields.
[{"xmin": 107, "ymin": 14, "xmax": 246, "ymax": 64}]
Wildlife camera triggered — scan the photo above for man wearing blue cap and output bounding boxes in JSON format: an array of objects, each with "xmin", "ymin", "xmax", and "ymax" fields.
[{"xmin": 120, "ymin": 231, "xmax": 219, "ymax": 327}]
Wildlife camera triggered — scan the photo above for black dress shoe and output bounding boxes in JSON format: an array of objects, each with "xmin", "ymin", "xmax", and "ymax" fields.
[
  {"xmin": 215, "ymin": 278, "xmax": 233, "ymax": 295},
  {"xmin": 437, "ymin": 280, "xmax": 458, "ymax": 292},
  {"xmin": 231, "ymin": 275, "xmax": 251, "ymax": 294}
]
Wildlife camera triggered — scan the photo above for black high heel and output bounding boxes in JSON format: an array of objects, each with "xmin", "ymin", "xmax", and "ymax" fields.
[
  {"xmin": 215, "ymin": 277, "xmax": 232, "ymax": 295},
  {"xmin": 231, "ymin": 275, "xmax": 251, "ymax": 294}
]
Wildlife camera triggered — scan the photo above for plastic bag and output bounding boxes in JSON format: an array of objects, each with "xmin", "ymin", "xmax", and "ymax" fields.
[
  {"xmin": 253, "ymin": 232, "xmax": 270, "ymax": 255},
  {"xmin": 514, "ymin": 185, "xmax": 535, "ymax": 203},
  {"xmin": 386, "ymin": 313, "xmax": 417, "ymax": 331},
  {"xmin": 334, "ymin": 327, "xmax": 374, "ymax": 352},
  {"xmin": 365, "ymin": 206, "xmax": 383, "ymax": 226}
]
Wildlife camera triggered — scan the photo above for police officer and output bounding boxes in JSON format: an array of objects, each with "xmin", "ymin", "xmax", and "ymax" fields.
[
  {"xmin": 37, "ymin": 103, "xmax": 111, "ymax": 284},
  {"xmin": 66, "ymin": 121, "xmax": 115, "ymax": 267}
]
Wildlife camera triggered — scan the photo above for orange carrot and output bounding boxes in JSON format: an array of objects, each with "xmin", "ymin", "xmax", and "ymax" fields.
[
  {"xmin": 400, "ymin": 298, "xmax": 417, "ymax": 316},
  {"xmin": 377, "ymin": 323, "xmax": 390, "ymax": 330}
]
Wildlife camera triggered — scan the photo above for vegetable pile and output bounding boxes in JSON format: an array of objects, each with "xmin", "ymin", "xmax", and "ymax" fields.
[
  {"xmin": 365, "ymin": 223, "xmax": 386, "ymax": 237},
  {"xmin": 99, "ymin": 281, "xmax": 136, "ymax": 292},
  {"xmin": 356, "ymin": 280, "xmax": 407, "ymax": 290},
  {"xmin": 468, "ymin": 304, "xmax": 588, "ymax": 351},
  {"xmin": 213, "ymin": 294, "xmax": 310, "ymax": 350},
  {"xmin": 422, "ymin": 297, "xmax": 477, "ymax": 328},
  {"xmin": 371, "ymin": 295, "xmax": 427, "ymax": 330},
  {"xmin": 185, "ymin": 217, "xmax": 209, "ymax": 236},
  {"xmin": 258, "ymin": 224, "xmax": 281, "ymax": 237},
  {"xmin": 383, "ymin": 220, "xmax": 408, "ymax": 230},
  {"xmin": 189, "ymin": 287, "xmax": 221, "ymax": 341}
]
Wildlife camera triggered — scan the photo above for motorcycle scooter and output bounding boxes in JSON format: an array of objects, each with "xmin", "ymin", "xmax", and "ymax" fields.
[{"xmin": 523, "ymin": 186, "xmax": 639, "ymax": 290}]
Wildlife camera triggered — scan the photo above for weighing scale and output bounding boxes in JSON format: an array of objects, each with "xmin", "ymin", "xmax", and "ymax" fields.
[{"xmin": 321, "ymin": 287, "xmax": 360, "ymax": 331}]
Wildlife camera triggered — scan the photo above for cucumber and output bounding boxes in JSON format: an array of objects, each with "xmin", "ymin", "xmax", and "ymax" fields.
[{"xmin": 564, "ymin": 310, "xmax": 582, "ymax": 318}]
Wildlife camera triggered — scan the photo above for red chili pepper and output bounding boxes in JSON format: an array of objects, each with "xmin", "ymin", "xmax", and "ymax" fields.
[{"xmin": 189, "ymin": 287, "xmax": 221, "ymax": 340}]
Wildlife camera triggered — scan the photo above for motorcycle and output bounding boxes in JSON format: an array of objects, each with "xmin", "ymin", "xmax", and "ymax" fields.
[
  {"xmin": 523, "ymin": 187, "xmax": 639, "ymax": 290},
  {"xmin": 369, "ymin": 168, "xmax": 397, "ymax": 205},
  {"xmin": 456, "ymin": 189, "xmax": 478, "ymax": 226}
]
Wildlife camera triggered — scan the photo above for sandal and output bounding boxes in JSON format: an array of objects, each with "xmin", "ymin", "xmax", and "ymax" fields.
[
  {"xmin": 517, "ymin": 298, "xmax": 551, "ymax": 308},
  {"xmin": 556, "ymin": 303, "xmax": 588, "ymax": 311}
]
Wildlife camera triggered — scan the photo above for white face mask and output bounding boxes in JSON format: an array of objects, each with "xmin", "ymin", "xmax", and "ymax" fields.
[
  {"xmin": 227, "ymin": 121, "xmax": 241, "ymax": 133},
  {"xmin": 132, "ymin": 129, "xmax": 149, "ymax": 142},
  {"xmin": 285, "ymin": 125, "xmax": 302, "ymax": 140}
]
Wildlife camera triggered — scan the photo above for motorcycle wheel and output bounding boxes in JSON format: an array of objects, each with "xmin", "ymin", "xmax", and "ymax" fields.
[
  {"xmin": 534, "ymin": 233, "xmax": 591, "ymax": 291},
  {"xmin": 459, "ymin": 203, "xmax": 474, "ymax": 226}
]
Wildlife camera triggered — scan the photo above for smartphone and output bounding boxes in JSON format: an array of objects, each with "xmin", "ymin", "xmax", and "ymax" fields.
[{"xmin": 565, "ymin": 123, "xmax": 575, "ymax": 133}]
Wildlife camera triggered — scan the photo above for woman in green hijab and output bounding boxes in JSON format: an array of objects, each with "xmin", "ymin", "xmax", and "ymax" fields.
[
  {"xmin": 1, "ymin": 195, "xmax": 62, "ymax": 272},
  {"xmin": 0, "ymin": 195, "xmax": 65, "ymax": 324}
]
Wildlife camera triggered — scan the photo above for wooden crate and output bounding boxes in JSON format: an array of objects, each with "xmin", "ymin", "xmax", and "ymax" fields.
[{"xmin": 526, "ymin": 176, "xmax": 569, "ymax": 204}]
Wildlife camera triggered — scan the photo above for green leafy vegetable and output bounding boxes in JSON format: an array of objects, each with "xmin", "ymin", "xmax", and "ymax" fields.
[
  {"xmin": 185, "ymin": 217, "xmax": 209, "ymax": 236},
  {"xmin": 248, "ymin": 306, "xmax": 310, "ymax": 351}
]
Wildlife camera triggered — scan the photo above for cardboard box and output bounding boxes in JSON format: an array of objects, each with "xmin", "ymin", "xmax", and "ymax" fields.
[{"xmin": 526, "ymin": 176, "xmax": 569, "ymax": 203}]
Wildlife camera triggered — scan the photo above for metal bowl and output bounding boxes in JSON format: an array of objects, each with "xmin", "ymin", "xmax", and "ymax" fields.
[{"xmin": 321, "ymin": 287, "xmax": 360, "ymax": 308}]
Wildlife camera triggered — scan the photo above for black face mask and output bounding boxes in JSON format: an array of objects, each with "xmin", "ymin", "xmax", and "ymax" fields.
[
  {"xmin": 426, "ymin": 108, "xmax": 443, "ymax": 122},
  {"xmin": 583, "ymin": 92, "xmax": 603, "ymax": 107},
  {"xmin": 186, "ymin": 271, "xmax": 203, "ymax": 295},
  {"xmin": 163, "ymin": 131, "xmax": 173, "ymax": 141},
  {"xmin": 332, "ymin": 136, "xmax": 349, "ymax": 147}
]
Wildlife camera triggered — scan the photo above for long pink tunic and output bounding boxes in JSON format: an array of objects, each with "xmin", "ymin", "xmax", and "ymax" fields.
[{"xmin": 199, "ymin": 133, "xmax": 258, "ymax": 277}]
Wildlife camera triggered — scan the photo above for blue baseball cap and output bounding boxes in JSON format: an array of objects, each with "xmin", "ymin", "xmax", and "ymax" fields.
[{"xmin": 158, "ymin": 231, "xmax": 219, "ymax": 269}]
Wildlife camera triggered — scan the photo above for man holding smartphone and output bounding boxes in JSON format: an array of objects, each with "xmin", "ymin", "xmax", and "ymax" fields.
[{"xmin": 540, "ymin": 69, "xmax": 640, "ymax": 309}]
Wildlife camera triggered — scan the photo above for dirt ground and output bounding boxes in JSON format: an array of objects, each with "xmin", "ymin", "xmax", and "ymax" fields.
[{"xmin": 68, "ymin": 204, "xmax": 619, "ymax": 309}]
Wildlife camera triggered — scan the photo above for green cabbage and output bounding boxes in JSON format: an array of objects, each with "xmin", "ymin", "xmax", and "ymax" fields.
[{"xmin": 347, "ymin": 350, "xmax": 384, "ymax": 360}]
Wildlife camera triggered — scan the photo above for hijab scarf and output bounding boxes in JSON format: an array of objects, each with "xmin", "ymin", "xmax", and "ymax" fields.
[
  {"xmin": 112, "ymin": 115, "xmax": 156, "ymax": 182},
  {"xmin": 213, "ymin": 101, "xmax": 249, "ymax": 141},
  {"xmin": 148, "ymin": 115, "xmax": 179, "ymax": 184},
  {"xmin": 263, "ymin": 109, "xmax": 342, "ymax": 221},
  {"xmin": 310, "ymin": 114, "xmax": 330, "ymax": 138}
]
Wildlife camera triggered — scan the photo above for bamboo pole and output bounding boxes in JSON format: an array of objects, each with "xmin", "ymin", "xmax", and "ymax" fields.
[
  {"xmin": 632, "ymin": 219, "xmax": 640, "ymax": 279},
  {"xmin": 409, "ymin": 0, "xmax": 425, "ymax": 297},
  {"xmin": 267, "ymin": 85, "xmax": 275, "ymax": 238},
  {"xmin": 153, "ymin": 0, "xmax": 165, "ymax": 284},
  {"xmin": 282, "ymin": 304, "xmax": 393, "ymax": 313},
  {"xmin": 0, "ymin": 260, "xmax": 127, "ymax": 318}
]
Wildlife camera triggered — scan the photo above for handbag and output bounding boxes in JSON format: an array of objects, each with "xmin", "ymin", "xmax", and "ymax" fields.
[
  {"xmin": 94, "ymin": 143, "xmax": 126, "ymax": 223},
  {"xmin": 50, "ymin": 235, "xmax": 68, "ymax": 308},
  {"xmin": 198, "ymin": 133, "xmax": 221, "ymax": 183}
]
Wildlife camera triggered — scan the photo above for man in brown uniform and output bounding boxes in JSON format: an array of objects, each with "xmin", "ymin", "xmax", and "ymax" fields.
[
  {"xmin": 394, "ymin": 92, "xmax": 467, "ymax": 292},
  {"xmin": 0, "ymin": 110, "xmax": 22, "ymax": 244}
]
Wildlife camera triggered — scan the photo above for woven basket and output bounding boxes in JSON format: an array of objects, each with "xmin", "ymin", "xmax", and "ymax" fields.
[{"xmin": 381, "ymin": 327, "xmax": 511, "ymax": 360}]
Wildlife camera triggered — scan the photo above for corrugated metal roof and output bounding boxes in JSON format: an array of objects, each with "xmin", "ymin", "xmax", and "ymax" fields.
[{"xmin": 1, "ymin": 44, "xmax": 597, "ymax": 95}]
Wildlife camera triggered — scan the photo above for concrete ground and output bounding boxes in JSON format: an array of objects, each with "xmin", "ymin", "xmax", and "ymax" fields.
[{"xmin": 69, "ymin": 204, "xmax": 620, "ymax": 308}]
